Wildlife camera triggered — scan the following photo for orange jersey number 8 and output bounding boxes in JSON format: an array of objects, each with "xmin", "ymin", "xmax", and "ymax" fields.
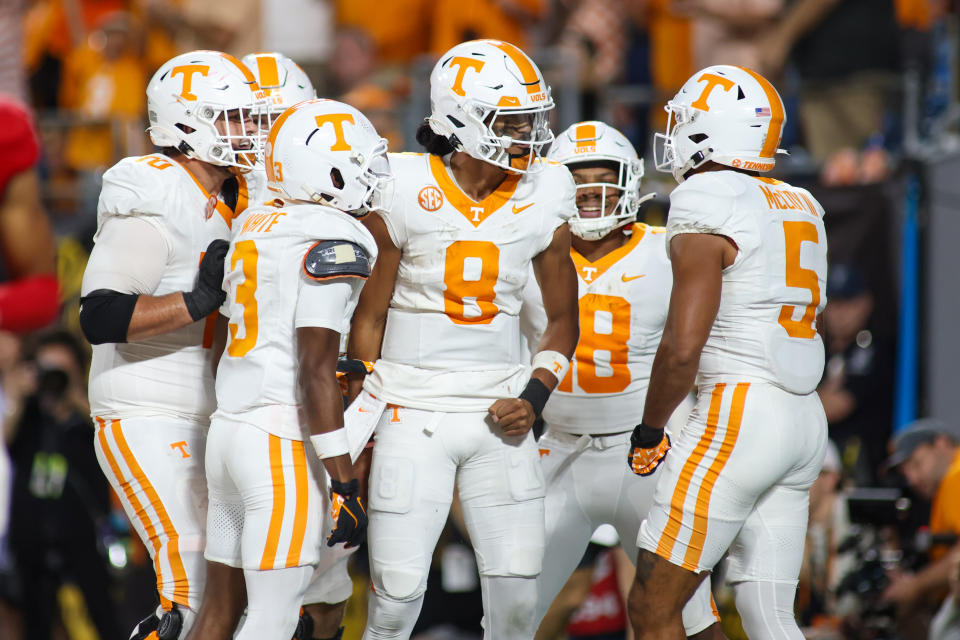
[
  {"xmin": 778, "ymin": 220, "xmax": 820, "ymax": 339},
  {"xmin": 227, "ymin": 239, "xmax": 259, "ymax": 357},
  {"xmin": 558, "ymin": 293, "xmax": 631, "ymax": 394},
  {"xmin": 443, "ymin": 240, "xmax": 500, "ymax": 324}
]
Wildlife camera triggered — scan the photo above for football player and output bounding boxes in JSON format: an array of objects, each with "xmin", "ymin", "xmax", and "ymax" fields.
[
  {"xmin": 243, "ymin": 53, "xmax": 362, "ymax": 640},
  {"xmin": 241, "ymin": 51, "xmax": 317, "ymax": 207},
  {"xmin": 525, "ymin": 121, "xmax": 722, "ymax": 639},
  {"xmin": 347, "ymin": 39, "xmax": 579, "ymax": 640},
  {"xmin": 79, "ymin": 50, "xmax": 264, "ymax": 640},
  {"xmin": 184, "ymin": 99, "xmax": 390, "ymax": 640},
  {"xmin": 626, "ymin": 65, "xmax": 829, "ymax": 639}
]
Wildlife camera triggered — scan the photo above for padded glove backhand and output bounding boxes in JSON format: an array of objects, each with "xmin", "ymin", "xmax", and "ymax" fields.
[
  {"xmin": 183, "ymin": 239, "xmax": 229, "ymax": 321},
  {"xmin": 627, "ymin": 422, "xmax": 671, "ymax": 476},
  {"xmin": 327, "ymin": 478, "xmax": 367, "ymax": 548}
]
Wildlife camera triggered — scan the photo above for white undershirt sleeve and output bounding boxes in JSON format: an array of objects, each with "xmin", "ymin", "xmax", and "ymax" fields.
[
  {"xmin": 294, "ymin": 278, "xmax": 360, "ymax": 333},
  {"xmin": 81, "ymin": 216, "xmax": 171, "ymax": 296}
]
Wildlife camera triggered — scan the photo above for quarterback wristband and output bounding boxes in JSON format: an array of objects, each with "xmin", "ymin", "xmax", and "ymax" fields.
[
  {"xmin": 518, "ymin": 377, "xmax": 551, "ymax": 418},
  {"xmin": 532, "ymin": 350, "xmax": 570, "ymax": 383},
  {"xmin": 310, "ymin": 428, "xmax": 350, "ymax": 459},
  {"xmin": 631, "ymin": 421, "xmax": 665, "ymax": 448}
]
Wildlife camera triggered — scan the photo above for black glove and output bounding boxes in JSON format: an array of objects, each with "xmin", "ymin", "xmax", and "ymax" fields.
[
  {"xmin": 183, "ymin": 239, "xmax": 229, "ymax": 321},
  {"xmin": 327, "ymin": 478, "xmax": 367, "ymax": 548},
  {"xmin": 627, "ymin": 422, "xmax": 671, "ymax": 476}
]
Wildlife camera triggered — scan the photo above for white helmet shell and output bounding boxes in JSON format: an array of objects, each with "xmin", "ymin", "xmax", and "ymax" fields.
[
  {"xmin": 146, "ymin": 50, "xmax": 266, "ymax": 172},
  {"xmin": 654, "ymin": 65, "xmax": 786, "ymax": 182},
  {"xmin": 264, "ymin": 99, "xmax": 393, "ymax": 216},
  {"xmin": 241, "ymin": 52, "xmax": 316, "ymax": 125},
  {"xmin": 549, "ymin": 121, "xmax": 653, "ymax": 241},
  {"xmin": 427, "ymin": 39, "xmax": 554, "ymax": 174}
]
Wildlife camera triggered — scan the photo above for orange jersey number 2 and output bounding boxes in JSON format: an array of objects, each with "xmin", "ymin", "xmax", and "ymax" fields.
[
  {"xmin": 443, "ymin": 240, "xmax": 500, "ymax": 325},
  {"xmin": 227, "ymin": 240, "xmax": 259, "ymax": 357},
  {"xmin": 778, "ymin": 220, "xmax": 820, "ymax": 339}
]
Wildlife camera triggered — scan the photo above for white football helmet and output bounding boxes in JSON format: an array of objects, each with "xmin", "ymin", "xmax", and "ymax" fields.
[
  {"xmin": 550, "ymin": 121, "xmax": 654, "ymax": 241},
  {"xmin": 241, "ymin": 52, "xmax": 316, "ymax": 127},
  {"xmin": 427, "ymin": 39, "xmax": 554, "ymax": 173},
  {"xmin": 654, "ymin": 65, "xmax": 786, "ymax": 182},
  {"xmin": 146, "ymin": 50, "xmax": 266, "ymax": 172},
  {"xmin": 264, "ymin": 99, "xmax": 392, "ymax": 216}
]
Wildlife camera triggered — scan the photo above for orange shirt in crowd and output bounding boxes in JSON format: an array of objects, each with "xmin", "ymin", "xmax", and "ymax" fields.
[
  {"xmin": 23, "ymin": 0, "xmax": 126, "ymax": 71},
  {"xmin": 430, "ymin": 0, "xmax": 545, "ymax": 54},
  {"xmin": 60, "ymin": 43, "xmax": 146, "ymax": 170},
  {"xmin": 334, "ymin": 0, "xmax": 432, "ymax": 63},
  {"xmin": 930, "ymin": 450, "xmax": 960, "ymax": 561}
]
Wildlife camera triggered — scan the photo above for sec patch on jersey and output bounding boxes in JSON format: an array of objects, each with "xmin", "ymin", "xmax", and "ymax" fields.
[{"xmin": 303, "ymin": 240, "xmax": 371, "ymax": 280}]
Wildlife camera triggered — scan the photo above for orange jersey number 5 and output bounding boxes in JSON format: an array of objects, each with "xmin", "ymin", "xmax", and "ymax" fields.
[{"xmin": 778, "ymin": 220, "xmax": 820, "ymax": 339}]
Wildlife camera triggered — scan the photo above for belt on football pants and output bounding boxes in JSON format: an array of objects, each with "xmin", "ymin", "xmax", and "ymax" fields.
[{"xmin": 541, "ymin": 429, "xmax": 631, "ymax": 483}]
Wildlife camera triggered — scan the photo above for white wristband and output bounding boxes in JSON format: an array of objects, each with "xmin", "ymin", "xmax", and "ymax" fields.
[
  {"xmin": 310, "ymin": 428, "xmax": 350, "ymax": 459},
  {"xmin": 532, "ymin": 350, "xmax": 570, "ymax": 383}
]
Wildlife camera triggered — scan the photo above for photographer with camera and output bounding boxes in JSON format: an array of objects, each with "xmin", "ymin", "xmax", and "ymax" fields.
[
  {"xmin": 4, "ymin": 330, "xmax": 121, "ymax": 640},
  {"xmin": 883, "ymin": 419, "xmax": 960, "ymax": 625}
]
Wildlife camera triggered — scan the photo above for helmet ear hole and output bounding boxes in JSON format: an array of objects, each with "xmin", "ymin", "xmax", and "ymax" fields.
[
  {"xmin": 688, "ymin": 133, "xmax": 708, "ymax": 143},
  {"xmin": 330, "ymin": 168, "xmax": 345, "ymax": 189},
  {"xmin": 176, "ymin": 123, "xmax": 196, "ymax": 134}
]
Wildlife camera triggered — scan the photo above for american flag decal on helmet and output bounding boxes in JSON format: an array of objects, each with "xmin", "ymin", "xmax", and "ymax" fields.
[{"xmin": 755, "ymin": 107, "xmax": 771, "ymax": 117}]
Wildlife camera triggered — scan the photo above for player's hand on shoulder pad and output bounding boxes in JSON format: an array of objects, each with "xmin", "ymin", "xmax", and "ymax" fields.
[
  {"xmin": 488, "ymin": 398, "xmax": 536, "ymax": 437},
  {"xmin": 628, "ymin": 422, "xmax": 670, "ymax": 476},
  {"xmin": 328, "ymin": 478, "xmax": 367, "ymax": 548},
  {"xmin": 183, "ymin": 239, "xmax": 229, "ymax": 321}
]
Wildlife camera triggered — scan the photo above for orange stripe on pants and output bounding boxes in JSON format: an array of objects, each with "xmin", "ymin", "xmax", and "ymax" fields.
[
  {"xmin": 261, "ymin": 434, "xmax": 285, "ymax": 570},
  {"xmin": 682, "ymin": 383, "xmax": 750, "ymax": 570},
  {"xmin": 110, "ymin": 419, "xmax": 190, "ymax": 605},
  {"xmin": 96, "ymin": 417, "xmax": 171, "ymax": 608},
  {"xmin": 656, "ymin": 384, "xmax": 726, "ymax": 560},
  {"xmin": 285, "ymin": 440, "xmax": 309, "ymax": 567}
]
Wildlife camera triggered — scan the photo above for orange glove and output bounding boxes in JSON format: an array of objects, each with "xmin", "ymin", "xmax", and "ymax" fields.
[{"xmin": 628, "ymin": 422, "xmax": 671, "ymax": 476}]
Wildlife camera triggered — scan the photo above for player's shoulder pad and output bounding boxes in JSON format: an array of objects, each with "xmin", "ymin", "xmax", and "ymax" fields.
[
  {"xmin": 303, "ymin": 240, "xmax": 371, "ymax": 281},
  {"xmin": 99, "ymin": 155, "xmax": 184, "ymax": 217}
]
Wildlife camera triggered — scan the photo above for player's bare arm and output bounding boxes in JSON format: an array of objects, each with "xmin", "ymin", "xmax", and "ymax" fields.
[
  {"xmin": 642, "ymin": 233, "xmax": 735, "ymax": 429},
  {"xmin": 346, "ymin": 212, "xmax": 400, "ymax": 401},
  {"xmin": 489, "ymin": 223, "xmax": 579, "ymax": 436}
]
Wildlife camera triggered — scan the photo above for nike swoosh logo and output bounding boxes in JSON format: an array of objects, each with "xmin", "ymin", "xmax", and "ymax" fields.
[
  {"xmin": 358, "ymin": 407, "xmax": 370, "ymax": 413},
  {"xmin": 621, "ymin": 274, "xmax": 645, "ymax": 282},
  {"xmin": 512, "ymin": 203, "xmax": 534, "ymax": 214}
]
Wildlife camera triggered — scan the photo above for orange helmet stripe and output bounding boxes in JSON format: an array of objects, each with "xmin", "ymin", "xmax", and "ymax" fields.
[
  {"xmin": 738, "ymin": 66, "xmax": 784, "ymax": 159},
  {"xmin": 215, "ymin": 51, "xmax": 261, "ymax": 90},
  {"xmin": 254, "ymin": 54, "xmax": 282, "ymax": 89},
  {"xmin": 486, "ymin": 40, "xmax": 542, "ymax": 95},
  {"xmin": 575, "ymin": 122, "xmax": 597, "ymax": 150}
]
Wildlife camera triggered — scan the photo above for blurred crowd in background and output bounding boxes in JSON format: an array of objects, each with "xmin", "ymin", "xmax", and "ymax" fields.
[{"xmin": 1, "ymin": 0, "xmax": 959, "ymax": 639}]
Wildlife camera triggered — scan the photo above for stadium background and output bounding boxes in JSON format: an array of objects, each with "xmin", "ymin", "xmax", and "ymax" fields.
[{"xmin": 0, "ymin": 0, "xmax": 957, "ymax": 639}]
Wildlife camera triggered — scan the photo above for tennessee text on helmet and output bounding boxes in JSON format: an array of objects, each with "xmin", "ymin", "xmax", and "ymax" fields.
[{"xmin": 654, "ymin": 65, "xmax": 787, "ymax": 182}]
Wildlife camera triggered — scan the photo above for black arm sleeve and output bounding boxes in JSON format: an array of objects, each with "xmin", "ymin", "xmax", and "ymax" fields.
[{"xmin": 79, "ymin": 289, "xmax": 139, "ymax": 345}]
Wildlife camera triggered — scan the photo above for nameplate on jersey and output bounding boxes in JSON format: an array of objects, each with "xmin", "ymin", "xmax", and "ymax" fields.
[{"xmin": 303, "ymin": 240, "xmax": 370, "ymax": 280}]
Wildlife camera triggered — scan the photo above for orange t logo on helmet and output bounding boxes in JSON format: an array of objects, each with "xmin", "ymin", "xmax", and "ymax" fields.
[
  {"xmin": 314, "ymin": 113, "xmax": 355, "ymax": 151},
  {"xmin": 690, "ymin": 73, "xmax": 735, "ymax": 112},
  {"xmin": 449, "ymin": 57, "xmax": 485, "ymax": 97},
  {"xmin": 171, "ymin": 65, "xmax": 210, "ymax": 101}
]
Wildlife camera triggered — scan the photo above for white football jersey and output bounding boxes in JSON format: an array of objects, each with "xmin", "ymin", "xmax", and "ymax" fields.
[
  {"xmin": 667, "ymin": 170, "xmax": 828, "ymax": 394},
  {"xmin": 214, "ymin": 202, "xmax": 377, "ymax": 440},
  {"xmin": 363, "ymin": 152, "xmax": 577, "ymax": 411},
  {"xmin": 88, "ymin": 153, "xmax": 251, "ymax": 421},
  {"xmin": 521, "ymin": 224, "xmax": 672, "ymax": 434}
]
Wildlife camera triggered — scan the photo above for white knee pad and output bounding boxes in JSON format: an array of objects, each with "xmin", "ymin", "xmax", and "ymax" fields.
[
  {"xmin": 732, "ymin": 579, "xmax": 804, "ymax": 640},
  {"xmin": 479, "ymin": 575, "xmax": 538, "ymax": 640},
  {"xmin": 362, "ymin": 591, "xmax": 425, "ymax": 640}
]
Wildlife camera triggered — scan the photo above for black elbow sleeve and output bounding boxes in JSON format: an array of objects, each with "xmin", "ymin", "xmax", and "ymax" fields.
[{"xmin": 79, "ymin": 289, "xmax": 139, "ymax": 345}]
